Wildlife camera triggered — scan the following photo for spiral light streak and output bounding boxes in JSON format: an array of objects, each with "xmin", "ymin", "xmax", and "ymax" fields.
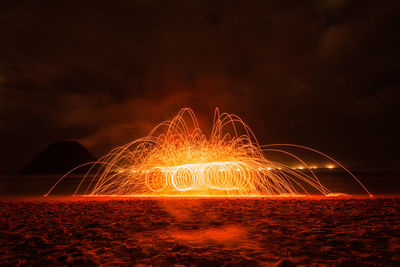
[{"xmin": 46, "ymin": 108, "xmax": 371, "ymax": 197}]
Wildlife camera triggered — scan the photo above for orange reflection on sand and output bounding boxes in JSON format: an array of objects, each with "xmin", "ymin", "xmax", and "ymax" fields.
[{"xmin": 170, "ymin": 225, "xmax": 250, "ymax": 248}]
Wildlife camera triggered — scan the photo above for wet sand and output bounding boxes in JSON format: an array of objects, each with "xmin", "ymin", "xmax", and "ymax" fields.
[{"xmin": 1, "ymin": 197, "xmax": 399, "ymax": 266}]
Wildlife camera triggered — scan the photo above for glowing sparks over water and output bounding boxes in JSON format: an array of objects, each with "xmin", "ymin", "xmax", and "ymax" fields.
[{"xmin": 46, "ymin": 108, "xmax": 372, "ymax": 197}]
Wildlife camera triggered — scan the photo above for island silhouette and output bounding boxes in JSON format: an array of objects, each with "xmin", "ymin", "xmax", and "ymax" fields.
[{"xmin": 20, "ymin": 141, "xmax": 97, "ymax": 174}]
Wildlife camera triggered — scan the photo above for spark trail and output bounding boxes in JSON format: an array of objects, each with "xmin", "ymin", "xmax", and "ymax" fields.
[{"xmin": 46, "ymin": 108, "xmax": 372, "ymax": 197}]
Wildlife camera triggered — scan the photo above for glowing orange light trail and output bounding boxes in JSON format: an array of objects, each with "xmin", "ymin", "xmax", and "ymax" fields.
[{"xmin": 46, "ymin": 108, "xmax": 372, "ymax": 197}]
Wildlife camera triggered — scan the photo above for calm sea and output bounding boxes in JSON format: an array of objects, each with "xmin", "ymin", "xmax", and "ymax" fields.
[{"xmin": 0, "ymin": 169, "xmax": 399, "ymax": 197}]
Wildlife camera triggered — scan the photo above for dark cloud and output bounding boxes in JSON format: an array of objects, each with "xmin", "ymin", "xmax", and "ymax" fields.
[{"xmin": 1, "ymin": 0, "xmax": 400, "ymax": 172}]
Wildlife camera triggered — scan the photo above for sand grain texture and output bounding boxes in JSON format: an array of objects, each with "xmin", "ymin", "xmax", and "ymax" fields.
[{"xmin": 0, "ymin": 198, "xmax": 399, "ymax": 266}]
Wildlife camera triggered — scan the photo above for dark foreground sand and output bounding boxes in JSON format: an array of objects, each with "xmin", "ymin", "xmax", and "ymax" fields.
[{"xmin": 1, "ymin": 198, "xmax": 399, "ymax": 266}]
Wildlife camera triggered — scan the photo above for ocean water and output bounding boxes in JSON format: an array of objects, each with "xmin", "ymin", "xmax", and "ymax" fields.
[{"xmin": 0, "ymin": 169, "xmax": 399, "ymax": 197}]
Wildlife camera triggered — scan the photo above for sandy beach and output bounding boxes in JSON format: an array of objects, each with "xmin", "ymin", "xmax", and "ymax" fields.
[{"xmin": 1, "ymin": 197, "xmax": 399, "ymax": 266}]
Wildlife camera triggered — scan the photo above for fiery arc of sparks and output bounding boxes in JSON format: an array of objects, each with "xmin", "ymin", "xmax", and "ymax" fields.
[{"xmin": 46, "ymin": 108, "xmax": 372, "ymax": 197}]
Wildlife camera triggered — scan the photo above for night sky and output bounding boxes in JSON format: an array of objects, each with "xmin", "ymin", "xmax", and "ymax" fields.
[{"xmin": 1, "ymin": 0, "xmax": 399, "ymax": 173}]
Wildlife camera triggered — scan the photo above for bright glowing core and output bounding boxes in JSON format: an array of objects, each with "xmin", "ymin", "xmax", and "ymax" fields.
[{"xmin": 47, "ymin": 108, "xmax": 371, "ymax": 197}]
